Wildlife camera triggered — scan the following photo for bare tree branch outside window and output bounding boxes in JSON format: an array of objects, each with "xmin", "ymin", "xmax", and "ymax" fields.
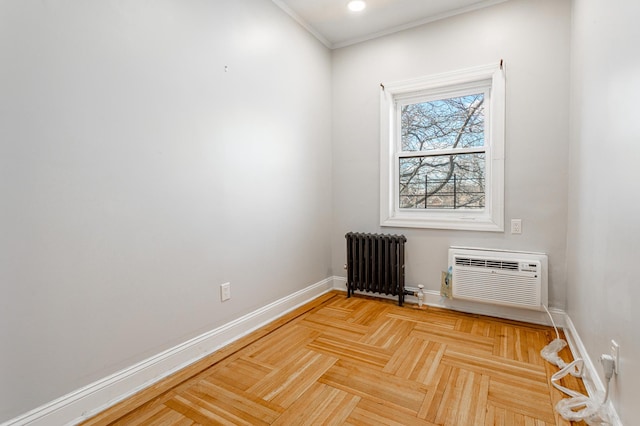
[{"xmin": 399, "ymin": 94, "xmax": 486, "ymax": 209}]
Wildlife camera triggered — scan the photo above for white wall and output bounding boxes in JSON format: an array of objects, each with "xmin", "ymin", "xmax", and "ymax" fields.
[
  {"xmin": 0, "ymin": 0, "xmax": 332, "ymax": 421},
  {"xmin": 331, "ymin": 0, "xmax": 571, "ymax": 307},
  {"xmin": 567, "ymin": 0, "xmax": 640, "ymax": 423}
]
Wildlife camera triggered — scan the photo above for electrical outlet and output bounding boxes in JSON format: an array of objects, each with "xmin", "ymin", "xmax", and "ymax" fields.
[
  {"xmin": 511, "ymin": 219, "xmax": 522, "ymax": 234},
  {"xmin": 611, "ymin": 340, "xmax": 619, "ymax": 374},
  {"xmin": 220, "ymin": 282, "xmax": 231, "ymax": 302}
]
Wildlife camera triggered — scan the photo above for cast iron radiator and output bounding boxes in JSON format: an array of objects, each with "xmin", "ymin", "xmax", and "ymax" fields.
[{"xmin": 345, "ymin": 232, "xmax": 407, "ymax": 306}]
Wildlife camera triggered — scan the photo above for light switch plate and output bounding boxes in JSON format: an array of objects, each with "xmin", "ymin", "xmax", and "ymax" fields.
[{"xmin": 220, "ymin": 282, "xmax": 231, "ymax": 301}]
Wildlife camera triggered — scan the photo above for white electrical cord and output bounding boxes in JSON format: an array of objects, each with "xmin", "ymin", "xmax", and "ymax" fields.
[
  {"xmin": 541, "ymin": 305, "xmax": 581, "ymax": 375},
  {"xmin": 543, "ymin": 304, "xmax": 560, "ymax": 340},
  {"xmin": 541, "ymin": 305, "xmax": 612, "ymax": 425}
]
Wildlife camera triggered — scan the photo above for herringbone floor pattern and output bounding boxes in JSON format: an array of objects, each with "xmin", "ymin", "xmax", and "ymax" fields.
[{"xmin": 84, "ymin": 291, "xmax": 587, "ymax": 425}]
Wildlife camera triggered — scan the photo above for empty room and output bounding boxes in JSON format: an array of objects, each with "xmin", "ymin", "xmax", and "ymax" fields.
[{"xmin": 1, "ymin": 0, "xmax": 638, "ymax": 425}]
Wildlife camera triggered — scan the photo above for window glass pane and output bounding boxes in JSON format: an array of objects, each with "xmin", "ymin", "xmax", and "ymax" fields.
[
  {"xmin": 399, "ymin": 153, "xmax": 485, "ymax": 209},
  {"xmin": 401, "ymin": 94, "xmax": 484, "ymax": 152}
]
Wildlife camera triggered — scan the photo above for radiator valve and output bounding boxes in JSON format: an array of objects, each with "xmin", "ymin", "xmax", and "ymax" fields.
[{"xmin": 417, "ymin": 285, "xmax": 425, "ymax": 307}]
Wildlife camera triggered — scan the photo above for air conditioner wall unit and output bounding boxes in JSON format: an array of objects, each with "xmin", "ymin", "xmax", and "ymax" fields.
[{"xmin": 448, "ymin": 247, "xmax": 548, "ymax": 311}]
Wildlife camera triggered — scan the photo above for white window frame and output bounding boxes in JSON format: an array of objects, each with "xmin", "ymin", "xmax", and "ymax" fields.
[{"xmin": 380, "ymin": 63, "xmax": 505, "ymax": 232}]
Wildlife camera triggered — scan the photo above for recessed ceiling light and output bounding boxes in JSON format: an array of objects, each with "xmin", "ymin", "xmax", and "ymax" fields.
[{"xmin": 348, "ymin": 1, "xmax": 366, "ymax": 12}]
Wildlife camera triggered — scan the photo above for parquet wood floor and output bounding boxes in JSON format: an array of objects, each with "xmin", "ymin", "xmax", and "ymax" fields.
[{"xmin": 83, "ymin": 291, "xmax": 587, "ymax": 425}]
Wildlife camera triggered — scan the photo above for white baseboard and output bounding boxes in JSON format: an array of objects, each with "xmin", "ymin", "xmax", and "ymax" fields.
[
  {"xmin": 8, "ymin": 276, "xmax": 620, "ymax": 426},
  {"xmin": 563, "ymin": 315, "xmax": 602, "ymax": 397},
  {"xmin": 331, "ymin": 276, "xmax": 566, "ymax": 327},
  {"xmin": 562, "ymin": 316, "xmax": 622, "ymax": 426},
  {"xmin": 2, "ymin": 278, "xmax": 334, "ymax": 426}
]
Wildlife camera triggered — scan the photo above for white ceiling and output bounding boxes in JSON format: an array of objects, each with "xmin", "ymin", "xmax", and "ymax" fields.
[{"xmin": 273, "ymin": 0, "xmax": 510, "ymax": 49}]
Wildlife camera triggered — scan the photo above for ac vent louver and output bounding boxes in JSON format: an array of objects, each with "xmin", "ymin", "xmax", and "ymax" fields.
[{"xmin": 454, "ymin": 257, "xmax": 520, "ymax": 271}]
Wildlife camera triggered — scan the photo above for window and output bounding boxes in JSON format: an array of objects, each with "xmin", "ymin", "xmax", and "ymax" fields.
[{"xmin": 380, "ymin": 63, "xmax": 505, "ymax": 231}]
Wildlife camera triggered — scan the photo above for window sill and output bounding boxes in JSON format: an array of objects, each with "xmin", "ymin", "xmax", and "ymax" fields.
[{"xmin": 380, "ymin": 213, "xmax": 504, "ymax": 232}]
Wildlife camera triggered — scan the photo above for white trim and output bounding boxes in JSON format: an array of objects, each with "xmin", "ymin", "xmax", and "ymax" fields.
[
  {"xmin": 563, "ymin": 315, "xmax": 601, "ymax": 397},
  {"xmin": 331, "ymin": 0, "xmax": 511, "ymax": 49},
  {"xmin": 383, "ymin": 64, "xmax": 498, "ymax": 94},
  {"xmin": 414, "ymin": 288, "xmax": 561, "ymax": 326},
  {"xmin": 270, "ymin": 0, "xmax": 331, "ymax": 48},
  {"xmin": 271, "ymin": 0, "xmax": 510, "ymax": 50},
  {"xmin": 8, "ymin": 275, "xmax": 621, "ymax": 426},
  {"xmin": 562, "ymin": 316, "xmax": 622, "ymax": 426},
  {"xmin": 1, "ymin": 278, "xmax": 335, "ymax": 426},
  {"xmin": 380, "ymin": 63, "xmax": 505, "ymax": 232},
  {"xmin": 332, "ymin": 277, "xmax": 562, "ymax": 326}
]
